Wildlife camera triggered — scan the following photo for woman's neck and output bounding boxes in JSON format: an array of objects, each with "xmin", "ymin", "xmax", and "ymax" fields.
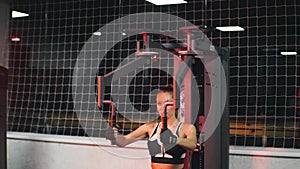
[{"xmin": 166, "ymin": 117, "xmax": 179, "ymax": 129}]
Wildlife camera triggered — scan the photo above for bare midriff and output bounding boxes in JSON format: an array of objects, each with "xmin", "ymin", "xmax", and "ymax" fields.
[{"xmin": 151, "ymin": 162, "xmax": 184, "ymax": 169}]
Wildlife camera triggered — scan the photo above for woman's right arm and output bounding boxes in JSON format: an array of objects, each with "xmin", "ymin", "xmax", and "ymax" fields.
[{"xmin": 114, "ymin": 123, "xmax": 150, "ymax": 147}]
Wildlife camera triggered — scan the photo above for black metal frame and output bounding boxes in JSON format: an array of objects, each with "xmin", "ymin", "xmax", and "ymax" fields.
[
  {"xmin": 174, "ymin": 26, "xmax": 229, "ymax": 169},
  {"xmin": 0, "ymin": 66, "xmax": 8, "ymax": 169}
]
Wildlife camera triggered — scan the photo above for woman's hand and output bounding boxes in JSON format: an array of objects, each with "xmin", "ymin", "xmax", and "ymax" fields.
[
  {"xmin": 105, "ymin": 126, "xmax": 118, "ymax": 144},
  {"xmin": 160, "ymin": 129, "xmax": 178, "ymax": 150}
]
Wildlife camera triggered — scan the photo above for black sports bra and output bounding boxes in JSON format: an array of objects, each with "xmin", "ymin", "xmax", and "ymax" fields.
[{"xmin": 147, "ymin": 122, "xmax": 186, "ymax": 164}]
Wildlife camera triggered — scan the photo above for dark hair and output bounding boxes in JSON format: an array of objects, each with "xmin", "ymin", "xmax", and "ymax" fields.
[
  {"xmin": 158, "ymin": 85, "xmax": 173, "ymax": 95},
  {"xmin": 157, "ymin": 85, "xmax": 179, "ymax": 118}
]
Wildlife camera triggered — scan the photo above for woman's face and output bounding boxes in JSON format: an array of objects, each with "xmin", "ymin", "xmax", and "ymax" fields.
[{"xmin": 156, "ymin": 91, "xmax": 174, "ymax": 118}]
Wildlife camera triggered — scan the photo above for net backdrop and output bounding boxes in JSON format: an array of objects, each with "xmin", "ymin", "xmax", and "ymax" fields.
[{"xmin": 8, "ymin": 0, "xmax": 300, "ymax": 148}]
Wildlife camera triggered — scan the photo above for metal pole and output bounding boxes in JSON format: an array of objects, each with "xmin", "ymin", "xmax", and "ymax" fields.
[{"xmin": 0, "ymin": 0, "xmax": 10, "ymax": 169}]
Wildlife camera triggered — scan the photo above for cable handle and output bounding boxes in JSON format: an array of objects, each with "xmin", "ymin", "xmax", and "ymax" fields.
[
  {"xmin": 161, "ymin": 101, "xmax": 174, "ymax": 131},
  {"xmin": 102, "ymin": 100, "xmax": 116, "ymax": 127},
  {"xmin": 102, "ymin": 100, "xmax": 117, "ymax": 145}
]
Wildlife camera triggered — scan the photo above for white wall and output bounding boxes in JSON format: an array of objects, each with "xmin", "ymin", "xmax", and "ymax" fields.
[
  {"xmin": 7, "ymin": 132, "xmax": 300, "ymax": 169},
  {"xmin": 229, "ymin": 146, "xmax": 300, "ymax": 169},
  {"xmin": 7, "ymin": 132, "xmax": 151, "ymax": 169}
]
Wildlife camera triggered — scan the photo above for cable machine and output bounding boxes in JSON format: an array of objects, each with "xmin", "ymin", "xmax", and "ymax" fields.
[{"xmin": 96, "ymin": 28, "xmax": 229, "ymax": 169}]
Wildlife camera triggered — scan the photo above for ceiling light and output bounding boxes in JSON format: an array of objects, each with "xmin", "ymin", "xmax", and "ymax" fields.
[
  {"xmin": 11, "ymin": 36, "xmax": 20, "ymax": 42},
  {"xmin": 93, "ymin": 32, "xmax": 102, "ymax": 36},
  {"xmin": 280, "ymin": 51, "xmax": 297, "ymax": 56},
  {"xmin": 145, "ymin": 0, "xmax": 187, "ymax": 5},
  {"xmin": 12, "ymin": 10, "xmax": 29, "ymax": 18},
  {"xmin": 216, "ymin": 26, "xmax": 244, "ymax": 32}
]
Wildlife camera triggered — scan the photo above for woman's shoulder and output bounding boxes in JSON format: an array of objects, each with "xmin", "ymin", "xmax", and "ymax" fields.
[
  {"xmin": 180, "ymin": 123, "xmax": 196, "ymax": 132},
  {"xmin": 181, "ymin": 122, "xmax": 194, "ymax": 127},
  {"xmin": 140, "ymin": 121, "xmax": 159, "ymax": 136},
  {"xmin": 132, "ymin": 121, "xmax": 158, "ymax": 135},
  {"xmin": 144, "ymin": 121, "xmax": 158, "ymax": 128}
]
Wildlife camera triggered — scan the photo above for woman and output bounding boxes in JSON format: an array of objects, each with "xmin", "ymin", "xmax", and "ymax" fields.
[{"xmin": 106, "ymin": 86, "xmax": 197, "ymax": 169}]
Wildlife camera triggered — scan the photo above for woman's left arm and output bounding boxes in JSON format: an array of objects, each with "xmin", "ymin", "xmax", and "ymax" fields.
[{"xmin": 176, "ymin": 124, "xmax": 197, "ymax": 151}]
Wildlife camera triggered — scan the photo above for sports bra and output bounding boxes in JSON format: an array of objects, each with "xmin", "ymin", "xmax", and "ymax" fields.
[{"xmin": 147, "ymin": 122, "xmax": 186, "ymax": 164}]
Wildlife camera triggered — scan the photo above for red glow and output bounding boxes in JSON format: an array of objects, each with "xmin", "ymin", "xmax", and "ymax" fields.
[{"xmin": 11, "ymin": 36, "xmax": 20, "ymax": 42}]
